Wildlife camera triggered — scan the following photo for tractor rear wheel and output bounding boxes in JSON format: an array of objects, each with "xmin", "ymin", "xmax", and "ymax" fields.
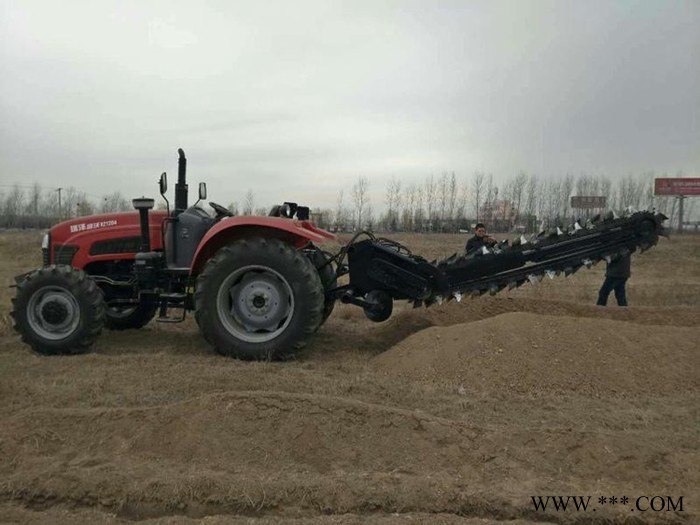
[
  {"xmin": 104, "ymin": 304, "xmax": 157, "ymax": 330},
  {"xmin": 11, "ymin": 265, "xmax": 105, "ymax": 355},
  {"xmin": 194, "ymin": 237, "xmax": 324, "ymax": 360},
  {"xmin": 306, "ymin": 247, "xmax": 337, "ymax": 326}
]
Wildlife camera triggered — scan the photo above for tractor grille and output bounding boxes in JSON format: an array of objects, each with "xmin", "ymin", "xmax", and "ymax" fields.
[
  {"xmin": 53, "ymin": 245, "xmax": 79, "ymax": 266},
  {"xmin": 42, "ymin": 247, "xmax": 50, "ymax": 266},
  {"xmin": 89, "ymin": 236, "xmax": 141, "ymax": 256}
]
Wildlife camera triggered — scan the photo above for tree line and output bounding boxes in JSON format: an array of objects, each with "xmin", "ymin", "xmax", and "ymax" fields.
[
  {"xmin": 311, "ymin": 171, "xmax": 697, "ymax": 233},
  {"xmin": 0, "ymin": 184, "xmax": 131, "ymax": 229},
  {"xmin": 1, "ymin": 171, "xmax": 696, "ymax": 233}
]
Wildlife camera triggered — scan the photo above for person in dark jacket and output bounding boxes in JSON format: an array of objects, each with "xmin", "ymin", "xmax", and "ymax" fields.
[
  {"xmin": 596, "ymin": 252, "xmax": 631, "ymax": 306},
  {"xmin": 466, "ymin": 223, "xmax": 497, "ymax": 254}
]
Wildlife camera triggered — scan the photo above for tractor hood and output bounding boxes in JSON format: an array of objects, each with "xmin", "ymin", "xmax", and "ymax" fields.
[{"xmin": 50, "ymin": 211, "xmax": 168, "ymax": 246}]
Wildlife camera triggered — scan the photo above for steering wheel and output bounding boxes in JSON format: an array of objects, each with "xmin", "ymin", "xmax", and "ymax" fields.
[{"xmin": 209, "ymin": 202, "xmax": 234, "ymax": 218}]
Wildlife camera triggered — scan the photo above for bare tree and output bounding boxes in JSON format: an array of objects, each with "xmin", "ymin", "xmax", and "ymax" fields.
[
  {"xmin": 560, "ymin": 174, "xmax": 574, "ymax": 221},
  {"xmin": 510, "ymin": 172, "xmax": 527, "ymax": 224},
  {"xmin": 352, "ymin": 176, "xmax": 369, "ymax": 230},
  {"xmin": 447, "ymin": 172, "xmax": 457, "ymax": 230},
  {"xmin": 385, "ymin": 176, "xmax": 402, "ymax": 231},
  {"xmin": 335, "ymin": 189, "xmax": 346, "ymax": 231},
  {"xmin": 524, "ymin": 174, "xmax": 539, "ymax": 231},
  {"xmin": 437, "ymin": 173, "xmax": 449, "ymax": 231},
  {"xmin": 3, "ymin": 185, "xmax": 24, "ymax": 227},
  {"xmin": 401, "ymin": 184, "xmax": 416, "ymax": 231},
  {"xmin": 414, "ymin": 186, "xmax": 425, "ymax": 231},
  {"xmin": 61, "ymin": 187, "xmax": 79, "ymax": 219},
  {"xmin": 472, "ymin": 171, "xmax": 485, "ymax": 221},
  {"xmin": 101, "ymin": 191, "xmax": 130, "ymax": 213},
  {"xmin": 243, "ymin": 189, "xmax": 255, "ymax": 215},
  {"xmin": 366, "ymin": 203, "xmax": 375, "ymax": 231},
  {"xmin": 28, "ymin": 183, "xmax": 42, "ymax": 216},
  {"xmin": 455, "ymin": 177, "xmax": 469, "ymax": 227},
  {"xmin": 424, "ymin": 175, "xmax": 437, "ymax": 231}
]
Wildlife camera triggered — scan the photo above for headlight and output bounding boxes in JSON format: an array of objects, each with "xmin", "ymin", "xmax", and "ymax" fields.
[{"xmin": 41, "ymin": 233, "xmax": 51, "ymax": 266}]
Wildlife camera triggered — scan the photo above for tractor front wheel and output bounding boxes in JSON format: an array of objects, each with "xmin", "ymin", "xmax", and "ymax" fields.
[
  {"xmin": 195, "ymin": 237, "xmax": 324, "ymax": 360},
  {"xmin": 11, "ymin": 265, "xmax": 105, "ymax": 355}
]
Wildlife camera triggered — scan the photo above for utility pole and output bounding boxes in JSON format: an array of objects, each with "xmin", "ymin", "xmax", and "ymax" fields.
[{"xmin": 57, "ymin": 187, "xmax": 63, "ymax": 219}]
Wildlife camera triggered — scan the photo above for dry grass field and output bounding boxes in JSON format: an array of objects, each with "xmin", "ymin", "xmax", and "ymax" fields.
[{"xmin": 0, "ymin": 230, "xmax": 698, "ymax": 524}]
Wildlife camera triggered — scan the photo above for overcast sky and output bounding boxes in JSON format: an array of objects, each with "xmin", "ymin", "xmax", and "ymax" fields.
[{"xmin": 1, "ymin": 0, "xmax": 698, "ymax": 210}]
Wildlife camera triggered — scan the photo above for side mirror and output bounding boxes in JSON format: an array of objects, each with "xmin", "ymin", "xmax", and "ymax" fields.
[
  {"xmin": 159, "ymin": 172, "xmax": 168, "ymax": 195},
  {"xmin": 199, "ymin": 182, "xmax": 207, "ymax": 200}
]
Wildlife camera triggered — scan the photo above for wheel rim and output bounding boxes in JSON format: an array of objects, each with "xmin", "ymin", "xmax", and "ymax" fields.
[
  {"xmin": 216, "ymin": 265, "xmax": 295, "ymax": 343},
  {"xmin": 26, "ymin": 286, "xmax": 81, "ymax": 341}
]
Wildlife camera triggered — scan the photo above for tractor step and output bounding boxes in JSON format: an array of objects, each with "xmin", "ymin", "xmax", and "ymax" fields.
[{"xmin": 157, "ymin": 293, "xmax": 188, "ymax": 323}]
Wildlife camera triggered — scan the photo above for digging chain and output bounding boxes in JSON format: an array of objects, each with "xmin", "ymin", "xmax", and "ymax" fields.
[{"xmin": 424, "ymin": 211, "xmax": 667, "ymax": 305}]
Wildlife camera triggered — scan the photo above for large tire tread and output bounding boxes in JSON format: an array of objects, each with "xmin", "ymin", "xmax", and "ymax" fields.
[
  {"xmin": 194, "ymin": 237, "xmax": 324, "ymax": 360},
  {"xmin": 11, "ymin": 265, "xmax": 105, "ymax": 355}
]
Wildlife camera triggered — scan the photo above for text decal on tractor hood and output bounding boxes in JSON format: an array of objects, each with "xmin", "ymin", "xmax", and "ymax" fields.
[{"xmin": 70, "ymin": 219, "xmax": 118, "ymax": 233}]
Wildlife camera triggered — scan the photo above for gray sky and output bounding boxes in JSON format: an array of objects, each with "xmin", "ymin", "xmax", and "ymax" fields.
[{"xmin": 1, "ymin": 0, "xmax": 698, "ymax": 210}]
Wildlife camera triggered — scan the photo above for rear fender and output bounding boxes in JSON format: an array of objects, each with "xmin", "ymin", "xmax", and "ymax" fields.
[{"xmin": 190, "ymin": 216, "xmax": 336, "ymax": 275}]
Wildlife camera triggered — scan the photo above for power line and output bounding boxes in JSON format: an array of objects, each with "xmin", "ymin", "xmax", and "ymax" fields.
[{"xmin": 0, "ymin": 183, "xmax": 110, "ymax": 200}]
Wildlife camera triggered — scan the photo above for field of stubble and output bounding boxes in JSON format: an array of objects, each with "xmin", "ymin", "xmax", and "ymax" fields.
[{"xmin": 0, "ymin": 230, "xmax": 698, "ymax": 524}]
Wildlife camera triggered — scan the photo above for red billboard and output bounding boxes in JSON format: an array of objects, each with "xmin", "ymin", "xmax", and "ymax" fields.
[{"xmin": 654, "ymin": 178, "xmax": 700, "ymax": 196}]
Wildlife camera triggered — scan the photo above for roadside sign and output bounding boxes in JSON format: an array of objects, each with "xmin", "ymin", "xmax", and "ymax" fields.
[
  {"xmin": 571, "ymin": 196, "xmax": 606, "ymax": 208},
  {"xmin": 654, "ymin": 178, "xmax": 700, "ymax": 196}
]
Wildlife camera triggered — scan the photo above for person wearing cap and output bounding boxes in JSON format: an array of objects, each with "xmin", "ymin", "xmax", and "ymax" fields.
[
  {"xmin": 596, "ymin": 252, "xmax": 631, "ymax": 306},
  {"xmin": 466, "ymin": 223, "xmax": 497, "ymax": 254}
]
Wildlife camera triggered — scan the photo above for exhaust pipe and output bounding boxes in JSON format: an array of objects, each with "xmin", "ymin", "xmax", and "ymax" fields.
[{"xmin": 174, "ymin": 148, "xmax": 188, "ymax": 216}]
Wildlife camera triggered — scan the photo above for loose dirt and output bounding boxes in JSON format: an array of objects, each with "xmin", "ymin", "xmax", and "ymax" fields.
[
  {"xmin": 373, "ymin": 312, "xmax": 700, "ymax": 397},
  {"xmin": 0, "ymin": 231, "xmax": 698, "ymax": 524}
]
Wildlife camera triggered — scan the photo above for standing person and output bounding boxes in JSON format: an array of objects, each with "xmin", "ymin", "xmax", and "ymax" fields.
[
  {"xmin": 466, "ymin": 223, "xmax": 497, "ymax": 254},
  {"xmin": 596, "ymin": 252, "xmax": 631, "ymax": 306}
]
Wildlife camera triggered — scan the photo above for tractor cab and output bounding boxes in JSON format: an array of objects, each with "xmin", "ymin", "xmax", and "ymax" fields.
[{"xmin": 152, "ymin": 149, "xmax": 220, "ymax": 270}]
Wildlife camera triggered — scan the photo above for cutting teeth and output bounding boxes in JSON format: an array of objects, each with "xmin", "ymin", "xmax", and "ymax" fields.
[
  {"xmin": 527, "ymin": 274, "xmax": 539, "ymax": 285},
  {"xmin": 603, "ymin": 255, "xmax": 612, "ymax": 264},
  {"xmin": 507, "ymin": 280, "xmax": 517, "ymax": 290},
  {"xmin": 583, "ymin": 258, "xmax": 593, "ymax": 268},
  {"xmin": 520, "ymin": 235, "xmax": 528, "ymax": 245},
  {"xmin": 545, "ymin": 269, "xmax": 556, "ymax": 279},
  {"xmin": 564, "ymin": 266, "xmax": 575, "ymax": 276},
  {"xmin": 453, "ymin": 291, "xmax": 462, "ymax": 302},
  {"xmin": 481, "ymin": 246, "xmax": 490, "ymax": 255},
  {"xmin": 556, "ymin": 227, "xmax": 564, "ymax": 236},
  {"xmin": 574, "ymin": 221, "xmax": 582, "ymax": 231},
  {"xmin": 488, "ymin": 283, "xmax": 499, "ymax": 295}
]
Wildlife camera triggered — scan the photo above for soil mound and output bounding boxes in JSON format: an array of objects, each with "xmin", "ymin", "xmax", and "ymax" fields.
[{"xmin": 373, "ymin": 312, "xmax": 700, "ymax": 397}]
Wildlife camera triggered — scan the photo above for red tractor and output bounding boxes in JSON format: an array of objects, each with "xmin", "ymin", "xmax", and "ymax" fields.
[
  {"xmin": 12, "ymin": 149, "xmax": 340, "ymax": 360},
  {"xmin": 11, "ymin": 148, "xmax": 667, "ymax": 360}
]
